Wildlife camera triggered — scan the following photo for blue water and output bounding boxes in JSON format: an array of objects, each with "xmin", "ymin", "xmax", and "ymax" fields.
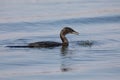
[{"xmin": 0, "ymin": 0, "xmax": 120, "ymax": 80}]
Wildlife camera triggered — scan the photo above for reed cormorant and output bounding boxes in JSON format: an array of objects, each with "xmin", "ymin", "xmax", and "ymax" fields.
[{"xmin": 7, "ymin": 27, "xmax": 79, "ymax": 48}]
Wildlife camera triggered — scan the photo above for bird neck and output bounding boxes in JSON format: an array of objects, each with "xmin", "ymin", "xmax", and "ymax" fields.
[{"xmin": 60, "ymin": 32, "xmax": 69, "ymax": 46}]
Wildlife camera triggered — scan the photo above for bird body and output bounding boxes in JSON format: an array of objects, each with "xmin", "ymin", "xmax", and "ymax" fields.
[
  {"xmin": 7, "ymin": 27, "xmax": 79, "ymax": 48},
  {"xmin": 28, "ymin": 41, "xmax": 62, "ymax": 48}
]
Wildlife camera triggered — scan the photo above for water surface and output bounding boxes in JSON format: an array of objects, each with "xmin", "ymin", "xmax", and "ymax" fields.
[{"xmin": 0, "ymin": 0, "xmax": 120, "ymax": 80}]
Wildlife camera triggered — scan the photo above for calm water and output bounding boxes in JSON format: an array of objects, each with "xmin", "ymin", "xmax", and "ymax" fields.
[{"xmin": 0, "ymin": 0, "xmax": 120, "ymax": 80}]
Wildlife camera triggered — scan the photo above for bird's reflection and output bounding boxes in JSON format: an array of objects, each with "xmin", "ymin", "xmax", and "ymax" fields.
[{"xmin": 60, "ymin": 46, "xmax": 73, "ymax": 72}]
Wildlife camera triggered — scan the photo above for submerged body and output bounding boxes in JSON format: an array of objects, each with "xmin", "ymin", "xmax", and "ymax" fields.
[
  {"xmin": 7, "ymin": 27, "xmax": 79, "ymax": 48},
  {"xmin": 28, "ymin": 41, "xmax": 62, "ymax": 48},
  {"xmin": 28, "ymin": 27, "xmax": 79, "ymax": 48}
]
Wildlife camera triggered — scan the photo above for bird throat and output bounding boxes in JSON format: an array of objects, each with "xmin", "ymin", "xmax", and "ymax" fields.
[{"xmin": 60, "ymin": 33, "xmax": 69, "ymax": 46}]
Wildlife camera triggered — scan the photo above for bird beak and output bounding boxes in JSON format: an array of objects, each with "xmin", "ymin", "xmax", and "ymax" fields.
[{"xmin": 72, "ymin": 31, "xmax": 79, "ymax": 35}]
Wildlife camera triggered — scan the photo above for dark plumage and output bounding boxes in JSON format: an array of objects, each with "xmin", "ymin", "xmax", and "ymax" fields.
[
  {"xmin": 28, "ymin": 41, "xmax": 62, "ymax": 48},
  {"xmin": 7, "ymin": 27, "xmax": 79, "ymax": 48}
]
